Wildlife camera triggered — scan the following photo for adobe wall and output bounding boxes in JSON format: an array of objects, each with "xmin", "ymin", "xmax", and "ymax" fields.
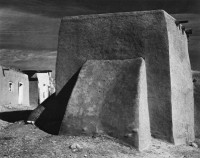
[
  {"xmin": 0, "ymin": 66, "xmax": 29, "ymax": 110},
  {"xmin": 56, "ymin": 10, "xmax": 194, "ymax": 144},
  {"xmin": 60, "ymin": 58, "xmax": 151, "ymax": 151},
  {"xmin": 37, "ymin": 73, "xmax": 51, "ymax": 104},
  {"xmin": 56, "ymin": 10, "xmax": 169, "ymax": 95},
  {"xmin": 166, "ymin": 14, "xmax": 194, "ymax": 144},
  {"xmin": 29, "ymin": 81, "xmax": 39, "ymax": 108}
]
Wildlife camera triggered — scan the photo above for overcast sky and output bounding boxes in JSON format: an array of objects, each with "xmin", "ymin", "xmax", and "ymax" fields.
[{"xmin": 0, "ymin": 0, "xmax": 199, "ymax": 74}]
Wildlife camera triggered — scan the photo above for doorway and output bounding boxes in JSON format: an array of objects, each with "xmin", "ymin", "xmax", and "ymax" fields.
[{"xmin": 18, "ymin": 82, "xmax": 23, "ymax": 105}]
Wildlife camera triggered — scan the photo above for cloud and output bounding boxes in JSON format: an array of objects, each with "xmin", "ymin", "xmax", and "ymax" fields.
[
  {"xmin": 0, "ymin": 8, "xmax": 60, "ymax": 50},
  {"xmin": 0, "ymin": 0, "xmax": 199, "ymax": 18},
  {"xmin": 0, "ymin": 0, "xmax": 97, "ymax": 18}
]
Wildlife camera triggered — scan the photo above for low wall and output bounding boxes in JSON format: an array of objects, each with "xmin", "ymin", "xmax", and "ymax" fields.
[{"xmin": 60, "ymin": 58, "xmax": 151, "ymax": 151}]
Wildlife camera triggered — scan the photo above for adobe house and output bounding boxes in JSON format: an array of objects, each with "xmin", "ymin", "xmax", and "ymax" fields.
[
  {"xmin": 0, "ymin": 65, "xmax": 29, "ymax": 110},
  {"xmin": 56, "ymin": 10, "xmax": 194, "ymax": 145},
  {"xmin": 22, "ymin": 70, "xmax": 55, "ymax": 108}
]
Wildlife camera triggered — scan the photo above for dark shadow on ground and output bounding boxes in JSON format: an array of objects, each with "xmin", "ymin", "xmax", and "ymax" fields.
[
  {"xmin": 0, "ymin": 110, "xmax": 33, "ymax": 123},
  {"xmin": 27, "ymin": 68, "xmax": 82, "ymax": 135}
]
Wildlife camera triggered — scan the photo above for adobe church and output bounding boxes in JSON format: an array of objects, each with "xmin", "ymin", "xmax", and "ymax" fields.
[{"xmin": 27, "ymin": 10, "xmax": 197, "ymax": 151}]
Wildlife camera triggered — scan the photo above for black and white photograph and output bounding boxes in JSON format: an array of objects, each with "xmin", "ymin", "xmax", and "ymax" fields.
[{"xmin": 0, "ymin": 0, "xmax": 200, "ymax": 157}]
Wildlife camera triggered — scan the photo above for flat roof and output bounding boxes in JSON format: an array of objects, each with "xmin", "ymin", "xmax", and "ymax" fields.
[{"xmin": 22, "ymin": 70, "xmax": 52, "ymax": 73}]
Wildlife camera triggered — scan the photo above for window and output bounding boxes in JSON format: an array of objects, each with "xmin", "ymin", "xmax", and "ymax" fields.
[{"xmin": 9, "ymin": 82, "xmax": 13, "ymax": 92}]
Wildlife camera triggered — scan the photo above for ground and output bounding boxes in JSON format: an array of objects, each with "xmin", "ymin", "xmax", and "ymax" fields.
[{"xmin": 0, "ymin": 122, "xmax": 200, "ymax": 158}]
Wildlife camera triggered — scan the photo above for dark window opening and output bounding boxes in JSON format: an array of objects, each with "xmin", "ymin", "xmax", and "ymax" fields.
[{"xmin": 9, "ymin": 82, "xmax": 13, "ymax": 92}]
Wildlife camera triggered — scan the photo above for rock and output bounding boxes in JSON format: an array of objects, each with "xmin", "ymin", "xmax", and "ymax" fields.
[
  {"xmin": 69, "ymin": 143, "xmax": 83, "ymax": 152},
  {"xmin": 26, "ymin": 120, "xmax": 35, "ymax": 125},
  {"xmin": 124, "ymin": 133, "xmax": 133, "ymax": 138},
  {"xmin": 189, "ymin": 142, "xmax": 198, "ymax": 148}
]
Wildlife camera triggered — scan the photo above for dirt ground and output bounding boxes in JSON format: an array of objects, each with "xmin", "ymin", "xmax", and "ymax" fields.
[{"xmin": 0, "ymin": 122, "xmax": 200, "ymax": 158}]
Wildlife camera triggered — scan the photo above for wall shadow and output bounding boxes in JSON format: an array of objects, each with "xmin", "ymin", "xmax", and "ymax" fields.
[
  {"xmin": 0, "ymin": 110, "xmax": 32, "ymax": 123},
  {"xmin": 27, "ymin": 68, "xmax": 82, "ymax": 135}
]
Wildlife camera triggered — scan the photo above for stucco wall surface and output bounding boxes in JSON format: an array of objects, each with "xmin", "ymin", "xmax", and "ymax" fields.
[
  {"xmin": 60, "ymin": 58, "xmax": 151, "ymax": 151},
  {"xmin": 192, "ymin": 71, "xmax": 200, "ymax": 138},
  {"xmin": 0, "ymin": 66, "xmax": 29, "ymax": 110},
  {"xmin": 37, "ymin": 73, "xmax": 51, "ymax": 104},
  {"xmin": 29, "ymin": 81, "xmax": 39, "ymax": 108},
  {"xmin": 166, "ymin": 14, "xmax": 194, "ymax": 144},
  {"xmin": 56, "ymin": 10, "xmax": 170, "ymax": 141},
  {"xmin": 56, "ymin": 10, "xmax": 168, "ymax": 94},
  {"xmin": 56, "ymin": 10, "xmax": 194, "ymax": 144}
]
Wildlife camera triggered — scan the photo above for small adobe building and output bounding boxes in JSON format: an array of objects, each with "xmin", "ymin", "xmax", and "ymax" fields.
[
  {"xmin": 0, "ymin": 65, "xmax": 29, "ymax": 110},
  {"xmin": 22, "ymin": 70, "xmax": 55, "ymax": 108}
]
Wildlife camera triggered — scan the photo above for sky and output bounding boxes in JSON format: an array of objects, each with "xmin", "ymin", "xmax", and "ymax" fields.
[{"xmin": 0, "ymin": 0, "xmax": 200, "ymax": 76}]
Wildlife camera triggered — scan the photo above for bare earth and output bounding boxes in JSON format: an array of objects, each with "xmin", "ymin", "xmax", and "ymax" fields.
[{"xmin": 0, "ymin": 122, "xmax": 200, "ymax": 158}]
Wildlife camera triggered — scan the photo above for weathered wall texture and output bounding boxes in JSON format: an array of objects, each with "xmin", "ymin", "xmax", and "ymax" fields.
[
  {"xmin": 56, "ymin": 10, "xmax": 194, "ymax": 144},
  {"xmin": 166, "ymin": 14, "xmax": 194, "ymax": 144},
  {"xmin": 37, "ymin": 73, "xmax": 51, "ymax": 104},
  {"xmin": 60, "ymin": 58, "xmax": 151, "ymax": 151},
  {"xmin": 29, "ymin": 81, "xmax": 39, "ymax": 108},
  {"xmin": 0, "ymin": 66, "xmax": 29, "ymax": 110},
  {"xmin": 192, "ymin": 71, "xmax": 200, "ymax": 138}
]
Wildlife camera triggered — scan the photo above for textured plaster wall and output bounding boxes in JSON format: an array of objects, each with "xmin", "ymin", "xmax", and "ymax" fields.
[
  {"xmin": 60, "ymin": 58, "xmax": 151, "ymax": 151},
  {"xmin": 166, "ymin": 14, "xmax": 194, "ymax": 144},
  {"xmin": 0, "ymin": 66, "xmax": 29, "ymax": 109},
  {"xmin": 56, "ymin": 10, "xmax": 169, "ymax": 94},
  {"xmin": 56, "ymin": 10, "xmax": 194, "ymax": 144},
  {"xmin": 29, "ymin": 81, "xmax": 39, "ymax": 108},
  {"xmin": 57, "ymin": 10, "xmax": 169, "ymax": 139},
  {"xmin": 37, "ymin": 73, "xmax": 51, "ymax": 104}
]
